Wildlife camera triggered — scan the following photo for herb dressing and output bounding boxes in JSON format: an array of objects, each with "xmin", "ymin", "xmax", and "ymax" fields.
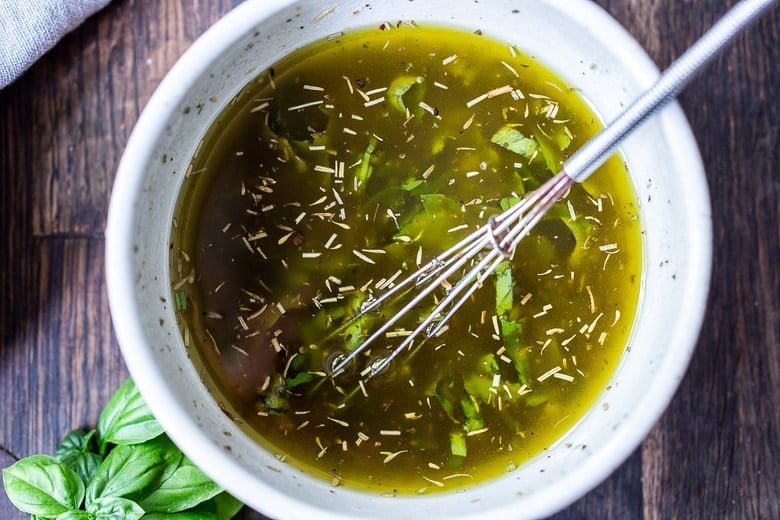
[{"xmin": 171, "ymin": 25, "xmax": 641, "ymax": 494}]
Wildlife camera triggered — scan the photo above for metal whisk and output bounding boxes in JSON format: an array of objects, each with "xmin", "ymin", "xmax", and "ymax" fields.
[{"xmin": 330, "ymin": 0, "xmax": 777, "ymax": 380}]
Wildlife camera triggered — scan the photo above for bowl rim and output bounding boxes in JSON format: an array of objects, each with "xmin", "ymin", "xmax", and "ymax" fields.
[{"xmin": 105, "ymin": 0, "xmax": 712, "ymax": 518}]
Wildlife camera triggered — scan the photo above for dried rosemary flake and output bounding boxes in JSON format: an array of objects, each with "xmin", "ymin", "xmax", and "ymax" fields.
[
  {"xmin": 249, "ymin": 101, "xmax": 270, "ymax": 113},
  {"xmin": 324, "ymin": 233, "xmax": 338, "ymax": 249},
  {"xmin": 365, "ymin": 87, "xmax": 387, "ymax": 96},
  {"xmin": 287, "ymin": 100, "xmax": 324, "ymax": 111},
  {"xmin": 418, "ymin": 101, "xmax": 439, "ymax": 118},
  {"xmin": 442, "ymin": 54, "xmax": 458, "ymax": 65},
  {"xmin": 382, "ymin": 450, "xmax": 408, "ymax": 463},
  {"xmin": 537, "ymin": 366, "xmax": 562, "ymax": 382},
  {"xmin": 487, "ymin": 84, "xmax": 513, "ymax": 98},
  {"xmin": 501, "ymin": 60, "xmax": 519, "ymax": 77},
  {"xmin": 443, "ymin": 473, "xmax": 473, "ymax": 481},
  {"xmin": 314, "ymin": 165, "xmax": 336, "ymax": 174},
  {"xmin": 342, "ymin": 75, "xmax": 354, "ymax": 94},
  {"xmin": 278, "ymin": 231, "xmax": 294, "ymax": 245},
  {"xmin": 237, "ymin": 316, "xmax": 249, "ymax": 331},
  {"xmin": 553, "ymin": 372, "xmax": 575, "ymax": 383},
  {"xmin": 206, "ymin": 329, "xmax": 220, "ymax": 355},
  {"xmin": 364, "ymin": 97, "xmax": 385, "ymax": 108},
  {"xmin": 561, "ymin": 334, "xmax": 576, "ymax": 347},
  {"xmin": 586, "ymin": 285, "xmax": 596, "ymax": 313},
  {"xmin": 462, "ymin": 113, "xmax": 476, "ymax": 130},
  {"xmin": 587, "ymin": 312, "xmax": 604, "ymax": 334},
  {"xmin": 230, "ymin": 344, "xmax": 249, "ymax": 357},
  {"xmin": 423, "ymin": 476, "xmax": 445, "ymax": 487},
  {"xmin": 352, "ymin": 249, "xmax": 375, "ymax": 264},
  {"xmin": 466, "ymin": 92, "xmax": 488, "ymax": 108}
]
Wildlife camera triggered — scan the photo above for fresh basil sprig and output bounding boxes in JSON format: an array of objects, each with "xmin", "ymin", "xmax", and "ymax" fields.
[{"xmin": 1, "ymin": 378, "xmax": 243, "ymax": 519}]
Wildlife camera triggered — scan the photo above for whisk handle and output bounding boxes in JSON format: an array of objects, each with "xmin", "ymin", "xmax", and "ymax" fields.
[{"xmin": 564, "ymin": 0, "xmax": 778, "ymax": 183}]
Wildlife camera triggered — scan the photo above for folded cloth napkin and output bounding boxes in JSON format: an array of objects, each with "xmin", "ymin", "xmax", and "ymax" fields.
[{"xmin": 0, "ymin": 0, "xmax": 111, "ymax": 89}]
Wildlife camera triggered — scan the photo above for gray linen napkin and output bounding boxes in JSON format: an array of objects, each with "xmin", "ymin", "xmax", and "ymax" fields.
[{"xmin": 0, "ymin": 0, "xmax": 111, "ymax": 89}]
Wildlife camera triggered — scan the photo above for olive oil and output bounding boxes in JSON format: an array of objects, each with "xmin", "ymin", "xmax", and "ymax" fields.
[{"xmin": 171, "ymin": 25, "xmax": 641, "ymax": 494}]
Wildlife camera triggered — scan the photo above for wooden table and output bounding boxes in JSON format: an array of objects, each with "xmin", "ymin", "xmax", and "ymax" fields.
[{"xmin": 1, "ymin": 1, "xmax": 778, "ymax": 518}]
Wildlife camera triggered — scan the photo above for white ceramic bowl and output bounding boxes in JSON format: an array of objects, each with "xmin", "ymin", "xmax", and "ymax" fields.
[{"xmin": 105, "ymin": 1, "xmax": 712, "ymax": 518}]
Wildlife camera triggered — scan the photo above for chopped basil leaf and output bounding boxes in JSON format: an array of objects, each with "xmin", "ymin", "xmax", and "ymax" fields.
[{"xmin": 490, "ymin": 126, "xmax": 538, "ymax": 159}]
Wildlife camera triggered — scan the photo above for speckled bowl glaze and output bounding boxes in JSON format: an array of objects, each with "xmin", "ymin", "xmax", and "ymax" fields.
[{"xmin": 105, "ymin": 1, "xmax": 712, "ymax": 518}]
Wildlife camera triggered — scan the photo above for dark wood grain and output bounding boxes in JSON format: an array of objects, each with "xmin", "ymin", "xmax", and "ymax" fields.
[{"xmin": 1, "ymin": 1, "xmax": 778, "ymax": 518}]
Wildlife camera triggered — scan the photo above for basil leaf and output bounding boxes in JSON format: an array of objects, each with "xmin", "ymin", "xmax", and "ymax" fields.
[
  {"xmin": 500, "ymin": 319, "xmax": 532, "ymax": 385},
  {"xmin": 55, "ymin": 429, "xmax": 97, "ymax": 456},
  {"xmin": 463, "ymin": 354, "xmax": 499, "ymax": 402},
  {"xmin": 1, "ymin": 454, "xmax": 84, "ymax": 516},
  {"xmin": 387, "ymin": 74, "xmax": 424, "ymax": 112},
  {"xmin": 284, "ymin": 371, "xmax": 315, "ymax": 389},
  {"xmin": 55, "ymin": 429, "xmax": 102, "ymax": 485},
  {"xmin": 137, "ymin": 456, "xmax": 222, "ymax": 513},
  {"xmin": 491, "ymin": 126, "xmax": 538, "ymax": 159},
  {"xmin": 97, "ymin": 378, "xmax": 164, "ymax": 454},
  {"xmin": 532, "ymin": 127, "xmax": 563, "ymax": 173},
  {"xmin": 356, "ymin": 136, "xmax": 377, "ymax": 186},
  {"xmin": 60, "ymin": 451, "xmax": 102, "ymax": 490},
  {"xmin": 499, "ymin": 196, "xmax": 521, "ymax": 211},
  {"xmin": 449, "ymin": 431, "xmax": 467, "ymax": 457},
  {"xmin": 209, "ymin": 491, "xmax": 244, "ymax": 519},
  {"xmin": 86, "ymin": 436, "xmax": 181, "ymax": 505},
  {"xmin": 494, "ymin": 261, "xmax": 513, "ymax": 316},
  {"xmin": 401, "ymin": 177, "xmax": 424, "ymax": 191},
  {"xmin": 420, "ymin": 193, "xmax": 460, "ymax": 217},
  {"xmin": 55, "ymin": 511, "xmax": 92, "ymax": 520},
  {"xmin": 86, "ymin": 496, "xmax": 144, "ymax": 520},
  {"xmin": 143, "ymin": 512, "xmax": 219, "ymax": 519},
  {"xmin": 460, "ymin": 396, "xmax": 484, "ymax": 432},
  {"xmin": 432, "ymin": 391, "xmax": 458, "ymax": 424}
]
